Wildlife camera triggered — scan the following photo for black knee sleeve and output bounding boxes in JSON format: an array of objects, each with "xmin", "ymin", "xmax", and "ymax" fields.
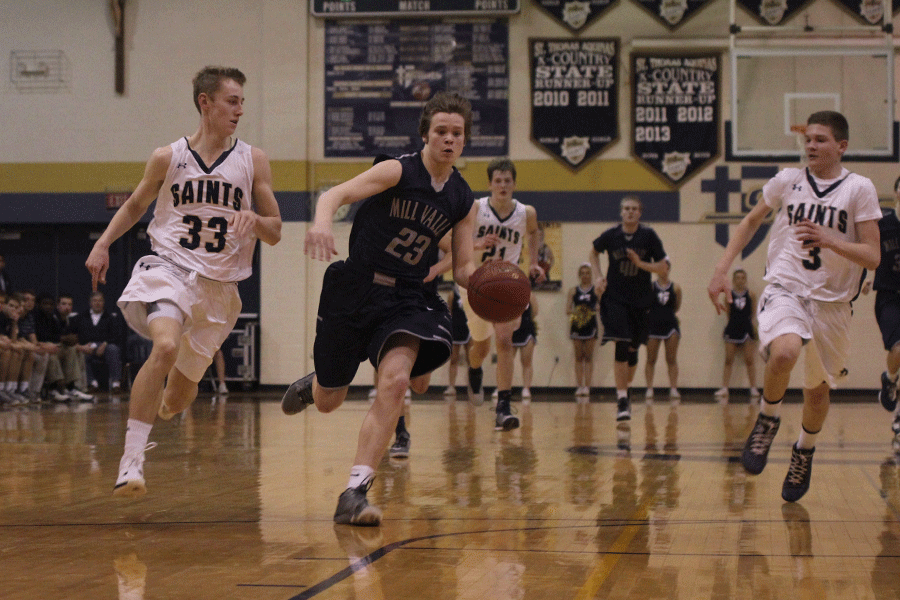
[{"xmin": 614, "ymin": 342, "xmax": 630, "ymax": 363}]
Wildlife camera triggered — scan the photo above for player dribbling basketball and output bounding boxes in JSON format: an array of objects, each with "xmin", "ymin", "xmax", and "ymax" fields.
[{"xmin": 459, "ymin": 158, "xmax": 545, "ymax": 431}]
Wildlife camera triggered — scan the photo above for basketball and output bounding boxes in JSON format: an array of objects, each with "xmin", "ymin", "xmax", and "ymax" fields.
[{"xmin": 467, "ymin": 261, "xmax": 531, "ymax": 323}]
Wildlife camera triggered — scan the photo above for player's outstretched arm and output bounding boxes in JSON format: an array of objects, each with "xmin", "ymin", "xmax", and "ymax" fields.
[
  {"xmin": 305, "ymin": 159, "xmax": 402, "ymax": 261},
  {"xmin": 85, "ymin": 146, "xmax": 170, "ymax": 290},
  {"xmin": 708, "ymin": 199, "xmax": 770, "ymax": 314},
  {"xmin": 451, "ymin": 201, "xmax": 477, "ymax": 288}
]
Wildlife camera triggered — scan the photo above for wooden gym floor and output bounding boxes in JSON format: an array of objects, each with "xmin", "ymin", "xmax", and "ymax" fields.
[{"xmin": 2, "ymin": 388, "xmax": 900, "ymax": 600}]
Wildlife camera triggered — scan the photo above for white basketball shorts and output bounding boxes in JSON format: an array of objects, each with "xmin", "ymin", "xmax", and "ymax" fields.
[
  {"xmin": 756, "ymin": 284, "xmax": 851, "ymax": 389},
  {"xmin": 118, "ymin": 255, "xmax": 241, "ymax": 382}
]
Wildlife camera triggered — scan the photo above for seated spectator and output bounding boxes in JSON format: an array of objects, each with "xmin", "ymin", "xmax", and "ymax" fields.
[
  {"xmin": 33, "ymin": 294, "xmax": 82, "ymax": 402},
  {"xmin": 0, "ymin": 255, "xmax": 12, "ymax": 294},
  {"xmin": 19, "ymin": 290, "xmax": 54, "ymax": 402},
  {"xmin": 0, "ymin": 293, "xmax": 31, "ymax": 405},
  {"xmin": 76, "ymin": 291, "xmax": 124, "ymax": 392},
  {"xmin": 55, "ymin": 294, "xmax": 94, "ymax": 401}
]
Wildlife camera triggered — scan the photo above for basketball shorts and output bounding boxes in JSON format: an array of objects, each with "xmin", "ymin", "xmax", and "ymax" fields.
[
  {"xmin": 599, "ymin": 295, "xmax": 649, "ymax": 347},
  {"xmin": 757, "ymin": 284, "xmax": 851, "ymax": 389},
  {"xmin": 460, "ymin": 286, "xmax": 521, "ymax": 343},
  {"xmin": 118, "ymin": 255, "xmax": 241, "ymax": 382},
  {"xmin": 313, "ymin": 260, "xmax": 453, "ymax": 389},
  {"xmin": 451, "ymin": 301, "xmax": 471, "ymax": 345},
  {"xmin": 875, "ymin": 290, "xmax": 900, "ymax": 351}
]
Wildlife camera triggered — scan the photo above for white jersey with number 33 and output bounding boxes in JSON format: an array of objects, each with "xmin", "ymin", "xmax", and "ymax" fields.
[
  {"xmin": 762, "ymin": 167, "xmax": 881, "ymax": 303},
  {"xmin": 147, "ymin": 137, "xmax": 256, "ymax": 282},
  {"xmin": 473, "ymin": 196, "xmax": 527, "ymax": 267}
]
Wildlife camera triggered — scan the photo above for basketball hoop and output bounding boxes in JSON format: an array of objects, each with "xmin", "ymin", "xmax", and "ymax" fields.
[{"xmin": 790, "ymin": 124, "xmax": 807, "ymax": 164}]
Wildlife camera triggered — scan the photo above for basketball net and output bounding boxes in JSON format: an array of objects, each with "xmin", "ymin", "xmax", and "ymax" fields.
[{"xmin": 790, "ymin": 124, "xmax": 807, "ymax": 166}]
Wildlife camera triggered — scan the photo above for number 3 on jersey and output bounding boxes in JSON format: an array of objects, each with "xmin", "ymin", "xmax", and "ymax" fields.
[
  {"xmin": 802, "ymin": 246, "xmax": 821, "ymax": 271},
  {"xmin": 180, "ymin": 215, "xmax": 228, "ymax": 253}
]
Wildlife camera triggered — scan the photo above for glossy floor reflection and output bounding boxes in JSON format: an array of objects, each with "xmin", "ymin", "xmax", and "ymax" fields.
[{"xmin": 3, "ymin": 390, "xmax": 900, "ymax": 599}]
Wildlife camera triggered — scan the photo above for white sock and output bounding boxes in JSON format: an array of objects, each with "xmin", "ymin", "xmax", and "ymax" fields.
[
  {"xmin": 797, "ymin": 426, "xmax": 818, "ymax": 450},
  {"xmin": 18, "ymin": 381, "xmax": 28, "ymax": 393},
  {"xmin": 616, "ymin": 388, "xmax": 628, "ymax": 400},
  {"xmin": 124, "ymin": 419, "xmax": 153, "ymax": 455},
  {"xmin": 759, "ymin": 395, "xmax": 782, "ymax": 418},
  {"xmin": 346, "ymin": 465, "xmax": 375, "ymax": 490},
  {"xmin": 5, "ymin": 382, "xmax": 15, "ymax": 392}
]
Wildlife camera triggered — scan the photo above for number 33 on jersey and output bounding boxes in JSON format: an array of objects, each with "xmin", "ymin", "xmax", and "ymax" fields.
[{"xmin": 147, "ymin": 137, "xmax": 257, "ymax": 282}]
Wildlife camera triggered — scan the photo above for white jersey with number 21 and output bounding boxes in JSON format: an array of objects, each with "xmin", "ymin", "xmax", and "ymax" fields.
[{"xmin": 473, "ymin": 196, "xmax": 527, "ymax": 267}]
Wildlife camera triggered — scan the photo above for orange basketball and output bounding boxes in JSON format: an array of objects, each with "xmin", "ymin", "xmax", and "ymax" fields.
[{"xmin": 467, "ymin": 261, "xmax": 531, "ymax": 323}]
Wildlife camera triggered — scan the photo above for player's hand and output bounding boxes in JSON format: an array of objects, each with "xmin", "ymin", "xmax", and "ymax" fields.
[
  {"xmin": 423, "ymin": 264, "xmax": 439, "ymax": 283},
  {"xmin": 707, "ymin": 272, "xmax": 731, "ymax": 315},
  {"xmin": 529, "ymin": 264, "xmax": 546, "ymax": 284},
  {"xmin": 230, "ymin": 210, "xmax": 259, "ymax": 240},
  {"xmin": 795, "ymin": 218, "xmax": 831, "ymax": 250},
  {"xmin": 304, "ymin": 222, "xmax": 338, "ymax": 261},
  {"xmin": 625, "ymin": 248, "xmax": 641, "ymax": 264},
  {"xmin": 481, "ymin": 233, "xmax": 499, "ymax": 249},
  {"xmin": 594, "ymin": 276, "xmax": 607, "ymax": 297},
  {"xmin": 85, "ymin": 245, "xmax": 110, "ymax": 291}
]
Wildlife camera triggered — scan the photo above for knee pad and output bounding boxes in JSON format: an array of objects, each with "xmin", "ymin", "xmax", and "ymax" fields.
[
  {"xmin": 614, "ymin": 342, "xmax": 630, "ymax": 363},
  {"xmin": 146, "ymin": 300, "xmax": 185, "ymax": 327},
  {"xmin": 627, "ymin": 347, "xmax": 638, "ymax": 367}
]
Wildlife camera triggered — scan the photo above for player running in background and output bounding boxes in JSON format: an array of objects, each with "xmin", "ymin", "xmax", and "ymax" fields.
[{"xmin": 708, "ymin": 111, "xmax": 880, "ymax": 502}]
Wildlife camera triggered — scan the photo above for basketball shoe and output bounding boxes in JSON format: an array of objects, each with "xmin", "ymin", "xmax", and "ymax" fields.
[
  {"xmin": 281, "ymin": 372, "xmax": 315, "ymax": 415},
  {"xmin": 389, "ymin": 431, "xmax": 410, "ymax": 459},
  {"xmin": 113, "ymin": 442, "xmax": 157, "ymax": 498},
  {"xmin": 495, "ymin": 393, "xmax": 519, "ymax": 431},
  {"xmin": 782, "ymin": 443, "xmax": 815, "ymax": 503},
  {"xmin": 880, "ymin": 371, "xmax": 898, "ymax": 412},
  {"xmin": 334, "ymin": 479, "xmax": 382, "ymax": 526},
  {"xmin": 741, "ymin": 413, "xmax": 780, "ymax": 475},
  {"xmin": 616, "ymin": 393, "xmax": 631, "ymax": 422}
]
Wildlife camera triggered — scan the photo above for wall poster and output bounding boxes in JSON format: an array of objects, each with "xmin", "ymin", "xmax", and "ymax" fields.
[
  {"xmin": 530, "ymin": 38, "xmax": 619, "ymax": 170},
  {"xmin": 735, "ymin": 0, "xmax": 814, "ymax": 25},
  {"xmin": 831, "ymin": 0, "xmax": 900, "ymax": 24},
  {"xmin": 629, "ymin": 0, "xmax": 717, "ymax": 28},
  {"xmin": 324, "ymin": 20, "xmax": 509, "ymax": 157},
  {"xmin": 532, "ymin": 0, "xmax": 619, "ymax": 31},
  {"xmin": 631, "ymin": 53, "xmax": 720, "ymax": 187}
]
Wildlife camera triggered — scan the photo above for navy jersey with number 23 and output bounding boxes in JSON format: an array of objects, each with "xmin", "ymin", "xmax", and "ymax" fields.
[{"xmin": 348, "ymin": 152, "xmax": 475, "ymax": 283}]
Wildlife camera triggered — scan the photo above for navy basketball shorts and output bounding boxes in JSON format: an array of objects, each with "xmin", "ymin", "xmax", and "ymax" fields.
[
  {"xmin": 313, "ymin": 261, "xmax": 453, "ymax": 388},
  {"xmin": 451, "ymin": 303, "xmax": 471, "ymax": 345},
  {"xmin": 875, "ymin": 290, "xmax": 900, "ymax": 351},
  {"xmin": 599, "ymin": 295, "xmax": 649, "ymax": 347}
]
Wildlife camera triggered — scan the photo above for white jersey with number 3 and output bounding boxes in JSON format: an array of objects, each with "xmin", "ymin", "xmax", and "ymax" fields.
[
  {"xmin": 147, "ymin": 137, "xmax": 256, "ymax": 282},
  {"xmin": 473, "ymin": 196, "xmax": 527, "ymax": 266},
  {"xmin": 762, "ymin": 167, "xmax": 881, "ymax": 302}
]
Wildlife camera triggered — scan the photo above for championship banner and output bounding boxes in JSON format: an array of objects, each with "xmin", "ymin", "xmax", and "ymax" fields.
[
  {"xmin": 631, "ymin": 53, "xmax": 720, "ymax": 187},
  {"xmin": 629, "ymin": 0, "xmax": 717, "ymax": 28},
  {"xmin": 530, "ymin": 38, "xmax": 619, "ymax": 170},
  {"xmin": 532, "ymin": 0, "xmax": 619, "ymax": 31},
  {"xmin": 735, "ymin": 0, "xmax": 814, "ymax": 25},
  {"xmin": 831, "ymin": 0, "xmax": 900, "ymax": 24}
]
